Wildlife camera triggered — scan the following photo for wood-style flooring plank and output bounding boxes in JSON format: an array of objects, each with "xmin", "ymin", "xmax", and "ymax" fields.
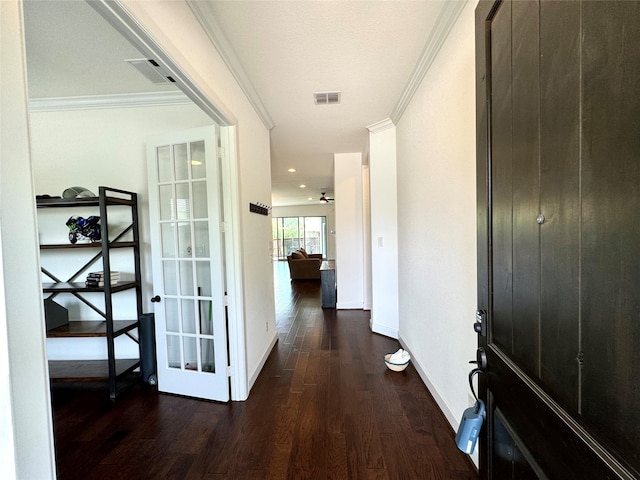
[
  {"xmin": 287, "ymin": 379, "xmax": 329, "ymax": 479},
  {"xmin": 51, "ymin": 261, "xmax": 478, "ymax": 479}
]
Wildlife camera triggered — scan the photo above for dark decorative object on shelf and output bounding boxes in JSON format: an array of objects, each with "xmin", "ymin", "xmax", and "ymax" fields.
[
  {"xmin": 66, "ymin": 215, "xmax": 101, "ymax": 244},
  {"xmin": 43, "ymin": 298, "xmax": 69, "ymax": 331},
  {"xmin": 249, "ymin": 202, "xmax": 271, "ymax": 216}
]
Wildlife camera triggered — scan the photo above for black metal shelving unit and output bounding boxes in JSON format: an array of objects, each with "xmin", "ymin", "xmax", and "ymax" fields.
[{"xmin": 38, "ymin": 186, "xmax": 143, "ymax": 399}]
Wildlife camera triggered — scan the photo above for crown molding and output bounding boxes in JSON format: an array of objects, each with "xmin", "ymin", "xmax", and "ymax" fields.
[
  {"xmin": 28, "ymin": 91, "xmax": 192, "ymax": 112},
  {"xmin": 186, "ymin": 0, "xmax": 274, "ymax": 130},
  {"xmin": 390, "ymin": 0, "xmax": 468, "ymax": 124},
  {"xmin": 366, "ymin": 118, "xmax": 395, "ymax": 134}
]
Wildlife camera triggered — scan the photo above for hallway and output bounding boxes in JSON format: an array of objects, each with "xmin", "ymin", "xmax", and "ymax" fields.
[{"xmin": 50, "ymin": 263, "xmax": 477, "ymax": 479}]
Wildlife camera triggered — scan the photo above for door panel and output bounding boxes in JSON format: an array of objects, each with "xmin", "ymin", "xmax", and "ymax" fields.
[
  {"xmin": 489, "ymin": 0, "xmax": 514, "ymax": 354},
  {"xmin": 510, "ymin": 0, "xmax": 540, "ymax": 378},
  {"xmin": 538, "ymin": 0, "xmax": 581, "ymax": 411},
  {"xmin": 492, "ymin": 410, "xmax": 538, "ymax": 480},
  {"xmin": 581, "ymin": 0, "xmax": 640, "ymax": 464},
  {"xmin": 477, "ymin": 1, "xmax": 640, "ymax": 478},
  {"xmin": 487, "ymin": 351, "xmax": 621, "ymax": 478}
]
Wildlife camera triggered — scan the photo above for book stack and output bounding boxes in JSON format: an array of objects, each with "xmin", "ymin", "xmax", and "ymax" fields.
[{"xmin": 85, "ymin": 271, "xmax": 120, "ymax": 287}]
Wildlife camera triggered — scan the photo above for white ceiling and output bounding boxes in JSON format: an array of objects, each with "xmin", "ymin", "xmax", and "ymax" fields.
[
  {"xmin": 23, "ymin": 0, "xmax": 451, "ymax": 207},
  {"xmin": 23, "ymin": 0, "xmax": 178, "ymax": 97}
]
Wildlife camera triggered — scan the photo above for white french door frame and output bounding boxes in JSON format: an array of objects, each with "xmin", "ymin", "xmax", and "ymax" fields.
[
  {"xmin": 218, "ymin": 126, "xmax": 247, "ymax": 401},
  {"xmin": 91, "ymin": 1, "xmax": 248, "ymax": 400}
]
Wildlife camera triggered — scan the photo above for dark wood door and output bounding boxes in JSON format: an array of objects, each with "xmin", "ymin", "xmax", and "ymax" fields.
[{"xmin": 476, "ymin": 1, "xmax": 640, "ymax": 478}]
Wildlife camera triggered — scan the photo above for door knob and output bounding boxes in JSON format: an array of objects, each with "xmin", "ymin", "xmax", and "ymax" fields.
[{"xmin": 151, "ymin": 295, "xmax": 161, "ymax": 303}]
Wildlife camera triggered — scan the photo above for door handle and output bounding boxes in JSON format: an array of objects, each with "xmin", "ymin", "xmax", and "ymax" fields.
[
  {"xmin": 151, "ymin": 295, "xmax": 161, "ymax": 303},
  {"xmin": 466, "ymin": 348, "xmax": 486, "ymax": 407},
  {"xmin": 469, "ymin": 347, "xmax": 487, "ymax": 371}
]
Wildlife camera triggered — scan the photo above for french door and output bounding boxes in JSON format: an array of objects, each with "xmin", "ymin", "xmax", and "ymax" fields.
[{"xmin": 147, "ymin": 126, "xmax": 229, "ymax": 401}]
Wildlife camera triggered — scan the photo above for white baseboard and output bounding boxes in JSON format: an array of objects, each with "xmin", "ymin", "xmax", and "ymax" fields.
[
  {"xmin": 398, "ymin": 335, "xmax": 458, "ymax": 430},
  {"xmin": 248, "ymin": 332, "xmax": 278, "ymax": 392},
  {"xmin": 400, "ymin": 336, "xmax": 480, "ymax": 467},
  {"xmin": 336, "ymin": 302, "xmax": 364, "ymax": 309},
  {"xmin": 370, "ymin": 321, "xmax": 398, "ymax": 339}
]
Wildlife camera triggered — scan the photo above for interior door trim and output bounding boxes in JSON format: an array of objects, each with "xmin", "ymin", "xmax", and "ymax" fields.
[{"xmin": 88, "ymin": 2, "xmax": 250, "ymax": 401}]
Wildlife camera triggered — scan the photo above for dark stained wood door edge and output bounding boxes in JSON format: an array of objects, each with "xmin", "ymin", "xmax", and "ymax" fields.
[{"xmin": 475, "ymin": 1, "xmax": 493, "ymax": 478}]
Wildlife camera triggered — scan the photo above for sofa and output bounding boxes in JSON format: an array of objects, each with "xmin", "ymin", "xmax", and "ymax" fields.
[{"xmin": 286, "ymin": 249, "xmax": 323, "ymax": 280}]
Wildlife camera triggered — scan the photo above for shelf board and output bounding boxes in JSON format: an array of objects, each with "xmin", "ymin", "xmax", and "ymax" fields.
[
  {"xmin": 48, "ymin": 359, "xmax": 140, "ymax": 382},
  {"xmin": 40, "ymin": 241, "xmax": 137, "ymax": 250},
  {"xmin": 42, "ymin": 279, "xmax": 138, "ymax": 293},
  {"xmin": 37, "ymin": 197, "xmax": 100, "ymax": 208},
  {"xmin": 36, "ymin": 195, "xmax": 135, "ymax": 208},
  {"xmin": 46, "ymin": 320, "xmax": 138, "ymax": 338}
]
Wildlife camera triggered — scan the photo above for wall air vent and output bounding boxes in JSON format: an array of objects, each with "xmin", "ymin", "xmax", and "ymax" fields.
[
  {"xmin": 313, "ymin": 91, "xmax": 341, "ymax": 105},
  {"xmin": 125, "ymin": 58, "xmax": 175, "ymax": 84}
]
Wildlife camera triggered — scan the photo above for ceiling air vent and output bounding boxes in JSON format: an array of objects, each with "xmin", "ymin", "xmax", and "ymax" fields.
[
  {"xmin": 313, "ymin": 91, "xmax": 341, "ymax": 105},
  {"xmin": 125, "ymin": 58, "xmax": 175, "ymax": 84}
]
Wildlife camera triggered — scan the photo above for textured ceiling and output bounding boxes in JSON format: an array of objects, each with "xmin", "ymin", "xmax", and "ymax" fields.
[{"xmin": 23, "ymin": 0, "xmax": 448, "ymax": 206}]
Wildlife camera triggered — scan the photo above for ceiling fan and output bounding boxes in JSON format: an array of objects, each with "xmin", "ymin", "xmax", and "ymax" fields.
[{"xmin": 319, "ymin": 192, "xmax": 334, "ymax": 203}]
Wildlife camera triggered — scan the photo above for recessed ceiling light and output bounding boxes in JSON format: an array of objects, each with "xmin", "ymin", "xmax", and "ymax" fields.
[
  {"xmin": 288, "ymin": 168, "xmax": 296, "ymax": 173},
  {"xmin": 299, "ymin": 184, "xmax": 306, "ymax": 188},
  {"xmin": 308, "ymin": 197, "xmax": 313, "ymax": 201}
]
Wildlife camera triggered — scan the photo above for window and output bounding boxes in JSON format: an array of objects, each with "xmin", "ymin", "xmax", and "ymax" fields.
[{"xmin": 271, "ymin": 216, "xmax": 326, "ymax": 260}]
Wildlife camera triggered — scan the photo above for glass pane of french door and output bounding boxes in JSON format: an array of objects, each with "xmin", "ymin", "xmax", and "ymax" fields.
[{"xmin": 157, "ymin": 141, "xmax": 215, "ymax": 374}]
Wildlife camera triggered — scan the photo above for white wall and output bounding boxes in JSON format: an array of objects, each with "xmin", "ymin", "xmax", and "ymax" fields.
[
  {"xmin": 368, "ymin": 121, "xmax": 399, "ymax": 338},
  {"xmin": 271, "ymin": 204, "xmax": 336, "ymax": 259},
  {"xmin": 396, "ymin": 0, "xmax": 478, "ymax": 430},
  {"xmin": 334, "ymin": 153, "xmax": 364, "ymax": 309},
  {"xmin": 1, "ymin": 1, "xmax": 56, "ymax": 477},
  {"xmin": 119, "ymin": 0, "xmax": 276, "ymax": 395},
  {"xmin": 30, "ymin": 103, "xmax": 213, "ymax": 360}
]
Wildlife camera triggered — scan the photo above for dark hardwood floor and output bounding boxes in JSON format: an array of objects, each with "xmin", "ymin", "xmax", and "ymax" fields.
[{"xmin": 51, "ymin": 261, "xmax": 477, "ymax": 479}]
